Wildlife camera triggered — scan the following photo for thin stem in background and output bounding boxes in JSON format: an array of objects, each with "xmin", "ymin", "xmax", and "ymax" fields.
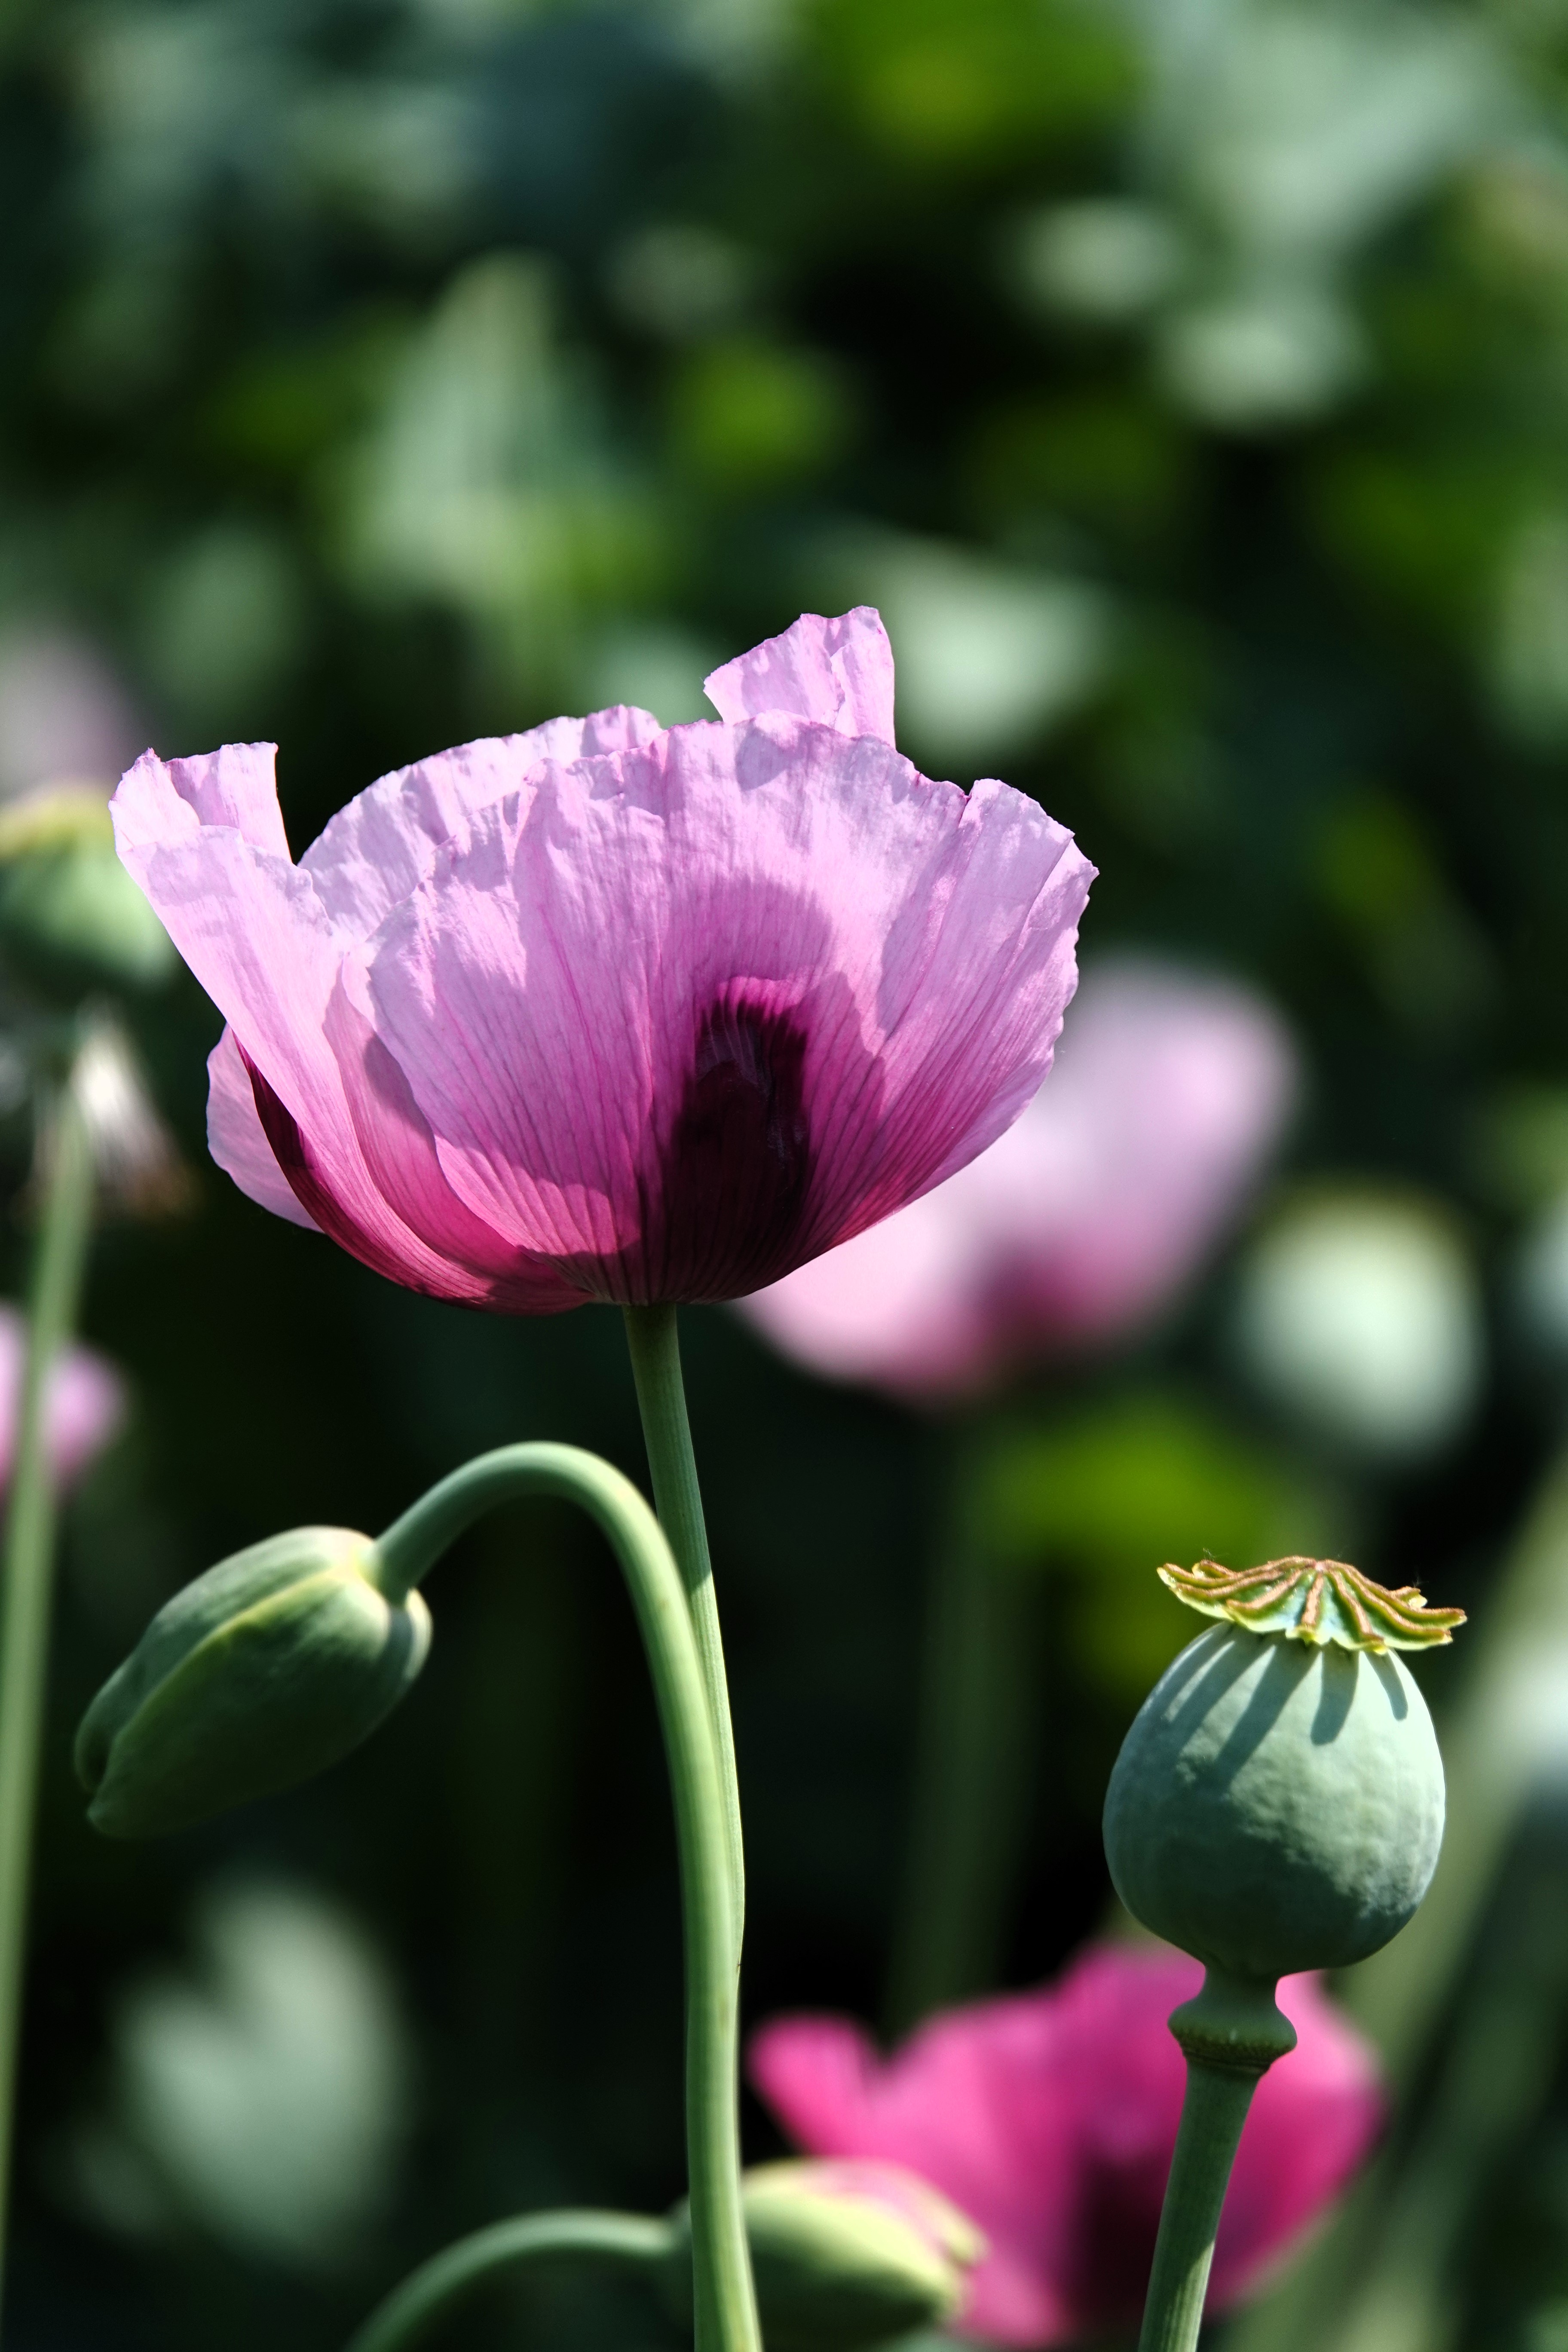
[
  {"xmin": 0, "ymin": 1070, "xmax": 94, "ymax": 2312},
  {"xmin": 884, "ymin": 1470, "xmax": 1038, "ymax": 2037},
  {"xmin": 622, "ymin": 1302, "xmax": 744, "ymax": 1945},
  {"xmin": 374, "ymin": 1442, "xmax": 761, "ymax": 2352},
  {"xmin": 343, "ymin": 2208, "xmax": 670, "ymax": 2352}
]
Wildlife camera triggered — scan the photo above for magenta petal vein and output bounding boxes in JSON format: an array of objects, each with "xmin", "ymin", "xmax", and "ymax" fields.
[{"xmin": 110, "ymin": 608, "xmax": 1095, "ymax": 1311}]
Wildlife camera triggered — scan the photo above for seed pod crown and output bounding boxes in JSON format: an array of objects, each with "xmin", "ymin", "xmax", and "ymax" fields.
[{"xmin": 1158, "ymin": 1554, "xmax": 1465, "ymax": 1652}]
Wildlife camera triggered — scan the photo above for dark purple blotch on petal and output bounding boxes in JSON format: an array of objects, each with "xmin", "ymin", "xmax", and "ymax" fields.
[{"xmin": 633, "ymin": 993, "xmax": 816, "ymax": 1302}]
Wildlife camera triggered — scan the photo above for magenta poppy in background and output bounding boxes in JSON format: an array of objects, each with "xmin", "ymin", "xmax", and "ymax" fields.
[
  {"xmin": 750, "ymin": 1943, "xmax": 1381, "ymax": 2348},
  {"xmin": 0, "ymin": 1307, "xmax": 124, "ymax": 1491},
  {"xmin": 111, "ymin": 610, "xmax": 1093, "ymax": 1311},
  {"xmin": 738, "ymin": 960, "xmax": 1297, "ymax": 1399}
]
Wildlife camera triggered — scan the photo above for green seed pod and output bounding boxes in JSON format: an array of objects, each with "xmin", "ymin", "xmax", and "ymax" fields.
[
  {"xmin": 0, "ymin": 789, "xmax": 175, "ymax": 998},
  {"xmin": 1103, "ymin": 1556, "xmax": 1461, "ymax": 1980},
  {"xmin": 663, "ymin": 2162, "xmax": 984, "ymax": 2352},
  {"xmin": 76, "ymin": 1527, "xmax": 430, "ymax": 1838}
]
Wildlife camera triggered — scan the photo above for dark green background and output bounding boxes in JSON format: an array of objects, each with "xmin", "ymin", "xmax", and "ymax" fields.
[{"xmin": 3, "ymin": 0, "xmax": 1567, "ymax": 2344}]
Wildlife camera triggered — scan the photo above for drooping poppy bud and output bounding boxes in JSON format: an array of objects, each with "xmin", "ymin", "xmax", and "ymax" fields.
[
  {"xmin": 0, "ymin": 787, "xmax": 175, "ymax": 999},
  {"xmin": 76, "ymin": 1527, "xmax": 429, "ymax": 1838},
  {"xmin": 1103, "ymin": 1556, "xmax": 1461, "ymax": 1980},
  {"xmin": 663, "ymin": 2161, "xmax": 983, "ymax": 2352}
]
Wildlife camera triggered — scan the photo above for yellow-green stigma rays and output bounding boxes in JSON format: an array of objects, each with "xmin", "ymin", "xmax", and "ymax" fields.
[{"xmin": 1158, "ymin": 1556, "xmax": 1467, "ymax": 1653}]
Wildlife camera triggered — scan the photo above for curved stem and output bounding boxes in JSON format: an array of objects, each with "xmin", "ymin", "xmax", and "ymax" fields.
[
  {"xmin": 374, "ymin": 1444, "xmax": 760, "ymax": 2352},
  {"xmin": 343, "ymin": 2208, "xmax": 671, "ymax": 2352},
  {"xmin": 621, "ymin": 1303, "xmax": 744, "ymax": 1944},
  {"xmin": 1136, "ymin": 1970, "xmax": 1296, "ymax": 2352},
  {"xmin": 0, "ymin": 1072, "xmax": 93, "ymax": 2309}
]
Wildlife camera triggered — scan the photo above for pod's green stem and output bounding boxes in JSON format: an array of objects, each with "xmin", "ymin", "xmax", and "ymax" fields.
[
  {"xmin": 1136, "ymin": 1970, "xmax": 1296, "ymax": 2352},
  {"xmin": 343, "ymin": 2208, "xmax": 671, "ymax": 2352},
  {"xmin": 622, "ymin": 1303, "xmax": 744, "ymax": 1945},
  {"xmin": 373, "ymin": 1443, "xmax": 760, "ymax": 2352},
  {"xmin": 0, "ymin": 1070, "xmax": 94, "ymax": 2311}
]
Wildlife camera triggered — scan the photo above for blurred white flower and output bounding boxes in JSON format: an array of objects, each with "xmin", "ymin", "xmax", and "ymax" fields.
[
  {"xmin": 87, "ymin": 1878, "xmax": 413, "ymax": 2270},
  {"xmin": 830, "ymin": 533, "xmax": 1114, "ymax": 769},
  {"xmin": 1234, "ymin": 1190, "xmax": 1483, "ymax": 1459},
  {"xmin": 580, "ymin": 619, "xmax": 726, "ymax": 723},
  {"xmin": 292, "ymin": 79, "xmax": 477, "ymax": 244},
  {"xmin": 605, "ymin": 222, "xmax": 759, "ymax": 339},
  {"xmin": 0, "ymin": 629, "xmax": 141, "ymax": 804},
  {"xmin": 1513, "ymin": 1189, "xmax": 1568, "ymax": 1360},
  {"xmin": 1155, "ymin": 280, "xmax": 1365, "ymax": 430},
  {"xmin": 340, "ymin": 253, "xmax": 653, "ymax": 690},
  {"xmin": 1152, "ymin": 1, "xmax": 1501, "ymax": 266},
  {"xmin": 67, "ymin": 1019, "xmax": 190, "ymax": 1216},
  {"xmin": 1015, "ymin": 0, "xmax": 1514, "ymax": 434},
  {"xmin": 1013, "ymin": 200, "xmax": 1188, "ymax": 325},
  {"xmin": 142, "ymin": 526, "xmax": 304, "ymax": 726}
]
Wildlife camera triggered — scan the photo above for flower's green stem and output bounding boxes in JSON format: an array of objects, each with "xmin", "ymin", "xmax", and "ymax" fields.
[
  {"xmin": 622, "ymin": 1303, "xmax": 744, "ymax": 1944},
  {"xmin": 373, "ymin": 1442, "xmax": 761, "ymax": 2352},
  {"xmin": 0, "ymin": 1073, "xmax": 94, "ymax": 2311},
  {"xmin": 1137, "ymin": 1970, "xmax": 1297, "ymax": 2352},
  {"xmin": 343, "ymin": 2208, "xmax": 671, "ymax": 2352}
]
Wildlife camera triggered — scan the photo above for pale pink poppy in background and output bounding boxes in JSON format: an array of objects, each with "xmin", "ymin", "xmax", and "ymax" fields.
[
  {"xmin": 0, "ymin": 1307, "xmax": 124, "ymax": 1490},
  {"xmin": 111, "ymin": 609, "xmax": 1093, "ymax": 1311},
  {"xmin": 0, "ymin": 626, "xmax": 142, "ymax": 804},
  {"xmin": 750, "ymin": 1943, "xmax": 1381, "ymax": 2348},
  {"xmin": 738, "ymin": 960, "xmax": 1297, "ymax": 1399}
]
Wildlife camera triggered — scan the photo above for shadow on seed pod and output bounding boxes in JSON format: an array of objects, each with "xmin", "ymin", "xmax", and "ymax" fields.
[{"xmin": 76, "ymin": 1528, "xmax": 430, "ymax": 1838}]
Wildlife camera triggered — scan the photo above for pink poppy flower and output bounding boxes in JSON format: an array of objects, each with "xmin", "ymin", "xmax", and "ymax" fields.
[
  {"xmin": 0, "ymin": 1307, "xmax": 124, "ymax": 1490},
  {"xmin": 737, "ymin": 960, "xmax": 1296, "ymax": 1399},
  {"xmin": 749, "ymin": 1943, "xmax": 1382, "ymax": 2347},
  {"xmin": 110, "ymin": 611, "xmax": 1093, "ymax": 1311}
]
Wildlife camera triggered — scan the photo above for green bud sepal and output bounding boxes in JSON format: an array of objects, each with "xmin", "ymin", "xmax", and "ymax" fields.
[
  {"xmin": 663, "ymin": 2162, "xmax": 985, "ymax": 2352},
  {"xmin": 75, "ymin": 1526, "xmax": 429, "ymax": 1837},
  {"xmin": 339, "ymin": 2168, "xmax": 983, "ymax": 2352}
]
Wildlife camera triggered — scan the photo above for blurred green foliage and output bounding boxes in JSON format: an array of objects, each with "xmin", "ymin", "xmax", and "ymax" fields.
[
  {"xmin": 978, "ymin": 1393, "xmax": 1323, "ymax": 1698},
  {"xmin": 5, "ymin": 0, "xmax": 1568, "ymax": 2345}
]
